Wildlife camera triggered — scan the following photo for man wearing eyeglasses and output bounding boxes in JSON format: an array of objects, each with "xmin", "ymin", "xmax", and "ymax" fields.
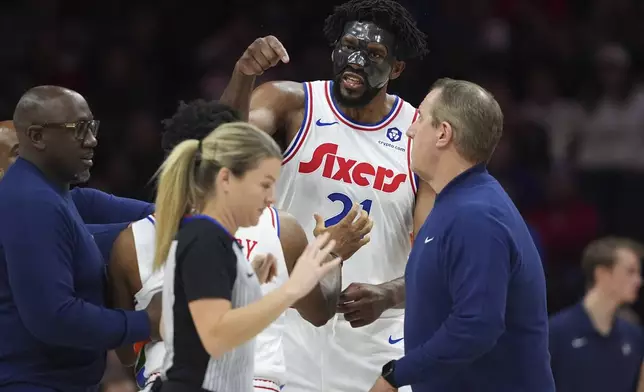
[{"xmin": 0, "ymin": 86, "xmax": 159, "ymax": 392}]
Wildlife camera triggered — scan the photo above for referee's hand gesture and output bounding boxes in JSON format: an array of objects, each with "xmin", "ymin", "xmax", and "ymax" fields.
[{"xmin": 284, "ymin": 232, "xmax": 342, "ymax": 299}]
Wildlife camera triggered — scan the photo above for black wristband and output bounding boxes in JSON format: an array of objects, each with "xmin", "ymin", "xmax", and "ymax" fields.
[{"xmin": 381, "ymin": 360, "xmax": 398, "ymax": 387}]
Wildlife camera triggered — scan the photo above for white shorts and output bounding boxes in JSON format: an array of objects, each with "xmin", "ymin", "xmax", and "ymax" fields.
[
  {"xmin": 254, "ymin": 377, "xmax": 282, "ymax": 392},
  {"xmin": 282, "ymin": 309, "xmax": 411, "ymax": 392}
]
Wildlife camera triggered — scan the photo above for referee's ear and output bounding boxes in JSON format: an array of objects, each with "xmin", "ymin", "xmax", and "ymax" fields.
[{"xmin": 216, "ymin": 167, "xmax": 233, "ymax": 193}]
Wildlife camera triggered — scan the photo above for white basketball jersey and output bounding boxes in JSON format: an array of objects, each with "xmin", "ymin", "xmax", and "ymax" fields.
[
  {"xmin": 235, "ymin": 206, "xmax": 289, "ymax": 384},
  {"xmin": 277, "ymin": 80, "xmax": 418, "ymax": 318},
  {"xmin": 130, "ymin": 208, "xmax": 289, "ymax": 389}
]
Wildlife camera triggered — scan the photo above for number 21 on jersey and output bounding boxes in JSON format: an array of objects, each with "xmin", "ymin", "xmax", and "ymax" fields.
[{"xmin": 324, "ymin": 192, "xmax": 373, "ymax": 227}]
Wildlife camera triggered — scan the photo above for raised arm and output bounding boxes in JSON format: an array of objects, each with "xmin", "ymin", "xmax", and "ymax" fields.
[
  {"xmin": 248, "ymin": 81, "xmax": 305, "ymax": 137},
  {"xmin": 220, "ymin": 36, "xmax": 303, "ymax": 141}
]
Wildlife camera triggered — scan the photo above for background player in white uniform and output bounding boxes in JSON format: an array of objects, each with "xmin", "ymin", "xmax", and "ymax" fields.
[
  {"xmin": 219, "ymin": 1, "xmax": 435, "ymax": 390},
  {"xmin": 105, "ymin": 100, "xmax": 372, "ymax": 390}
]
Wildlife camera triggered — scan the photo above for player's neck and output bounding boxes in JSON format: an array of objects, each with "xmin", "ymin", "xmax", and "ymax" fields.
[
  {"xmin": 583, "ymin": 288, "xmax": 620, "ymax": 335},
  {"xmin": 338, "ymin": 90, "xmax": 391, "ymax": 124},
  {"xmin": 200, "ymin": 201, "xmax": 239, "ymax": 236},
  {"xmin": 428, "ymin": 152, "xmax": 476, "ymax": 195}
]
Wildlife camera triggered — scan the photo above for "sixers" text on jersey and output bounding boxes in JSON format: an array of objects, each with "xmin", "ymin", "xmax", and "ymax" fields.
[{"xmin": 298, "ymin": 143, "xmax": 407, "ymax": 193}]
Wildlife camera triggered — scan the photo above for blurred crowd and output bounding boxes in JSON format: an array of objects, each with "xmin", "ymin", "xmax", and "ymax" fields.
[{"xmin": 2, "ymin": 0, "xmax": 644, "ymax": 389}]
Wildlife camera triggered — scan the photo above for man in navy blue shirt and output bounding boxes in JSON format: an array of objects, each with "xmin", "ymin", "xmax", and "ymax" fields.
[
  {"xmin": 370, "ymin": 78, "xmax": 555, "ymax": 392},
  {"xmin": 550, "ymin": 237, "xmax": 644, "ymax": 392},
  {"xmin": 0, "ymin": 86, "xmax": 158, "ymax": 391}
]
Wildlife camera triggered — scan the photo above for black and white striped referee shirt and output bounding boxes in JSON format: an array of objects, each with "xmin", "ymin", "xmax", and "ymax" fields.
[{"xmin": 159, "ymin": 215, "xmax": 262, "ymax": 392}]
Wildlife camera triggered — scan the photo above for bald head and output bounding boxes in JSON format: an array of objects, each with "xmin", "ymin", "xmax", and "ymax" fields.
[
  {"xmin": 0, "ymin": 120, "xmax": 19, "ymax": 178},
  {"xmin": 11, "ymin": 85, "xmax": 97, "ymax": 185},
  {"xmin": 13, "ymin": 86, "xmax": 91, "ymax": 137}
]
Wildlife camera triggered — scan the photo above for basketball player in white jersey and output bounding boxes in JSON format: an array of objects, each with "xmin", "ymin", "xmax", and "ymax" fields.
[
  {"xmin": 106, "ymin": 100, "xmax": 372, "ymax": 391},
  {"xmin": 219, "ymin": 1, "xmax": 435, "ymax": 390}
]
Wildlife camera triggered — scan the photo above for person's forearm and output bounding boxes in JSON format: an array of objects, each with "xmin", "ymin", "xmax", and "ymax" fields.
[
  {"xmin": 292, "ymin": 258, "xmax": 341, "ymax": 327},
  {"xmin": 394, "ymin": 315, "xmax": 503, "ymax": 387},
  {"xmin": 207, "ymin": 284, "xmax": 297, "ymax": 357},
  {"xmin": 219, "ymin": 64, "xmax": 257, "ymax": 121},
  {"xmin": 21, "ymin": 297, "xmax": 150, "ymax": 350},
  {"xmin": 6, "ymin": 216, "xmax": 151, "ymax": 349},
  {"xmin": 380, "ymin": 276, "xmax": 405, "ymax": 309},
  {"xmin": 71, "ymin": 188, "xmax": 154, "ymax": 224},
  {"xmin": 320, "ymin": 263, "xmax": 342, "ymax": 313}
]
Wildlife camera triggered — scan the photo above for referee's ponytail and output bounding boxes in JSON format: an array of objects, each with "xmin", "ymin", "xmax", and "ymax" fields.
[
  {"xmin": 153, "ymin": 138, "xmax": 201, "ymax": 270},
  {"xmin": 152, "ymin": 122, "xmax": 282, "ymax": 270}
]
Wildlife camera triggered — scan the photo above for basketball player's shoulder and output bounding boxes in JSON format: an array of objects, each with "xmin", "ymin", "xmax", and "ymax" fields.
[
  {"xmin": 251, "ymin": 80, "xmax": 308, "ymax": 136},
  {"xmin": 252, "ymin": 80, "xmax": 306, "ymax": 110}
]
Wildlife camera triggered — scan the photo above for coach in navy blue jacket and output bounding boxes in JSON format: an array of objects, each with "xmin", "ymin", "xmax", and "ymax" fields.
[
  {"xmin": 369, "ymin": 78, "xmax": 555, "ymax": 392},
  {"xmin": 0, "ymin": 86, "xmax": 156, "ymax": 392}
]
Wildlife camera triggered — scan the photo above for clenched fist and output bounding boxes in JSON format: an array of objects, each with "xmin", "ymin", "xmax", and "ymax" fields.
[{"xmin": 236, "ymin": 36, "xmax": 290, "ymax": 76}]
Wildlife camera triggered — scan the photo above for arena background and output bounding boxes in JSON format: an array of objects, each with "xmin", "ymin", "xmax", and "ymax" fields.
[{"xmin": 1, "ymin": 0, "xmax": 643, "ymax": 389}]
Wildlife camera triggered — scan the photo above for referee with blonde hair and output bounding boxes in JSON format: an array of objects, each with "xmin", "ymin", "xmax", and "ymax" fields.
[{"xmin": 152, "ymin": 122, "xmax": 342, "ymax": 392}]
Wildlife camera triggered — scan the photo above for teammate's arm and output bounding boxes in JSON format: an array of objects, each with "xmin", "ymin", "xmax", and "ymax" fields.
[
  {"xmin": 380, "ymin": 178, "xmax": 435, "ymax": 309},
  {"xmin": 279, "ymin": 211, "xmax": 341, "ymax": 327},
  {"xmin": 107, "ymin": 226, "xmax": 144, "ymax": 366}
]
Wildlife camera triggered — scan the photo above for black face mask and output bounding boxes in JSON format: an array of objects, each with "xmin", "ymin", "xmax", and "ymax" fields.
[{"xmin": 332, "ymin": 21, "xmax": 397, "ymax": 108}]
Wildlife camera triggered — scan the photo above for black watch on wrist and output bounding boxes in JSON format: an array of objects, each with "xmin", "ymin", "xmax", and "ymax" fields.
[{"xmin": 381, "ymin": 360, "xmax": 397, "ymax": 387}]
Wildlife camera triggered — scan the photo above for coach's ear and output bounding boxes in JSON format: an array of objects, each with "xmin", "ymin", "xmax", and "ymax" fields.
[
  {"xmin": 436, "ymin": 120, "xmax": 454, "ymax": 149},
  {"xmin": 389, "ymin": 61, "xmax": 406, "ymax": 81}
]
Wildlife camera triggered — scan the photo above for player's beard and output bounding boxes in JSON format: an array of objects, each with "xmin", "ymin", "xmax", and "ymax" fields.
[{"xmin": 332, "ymin": 75, "xmax": 384, "ymax": 109}]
